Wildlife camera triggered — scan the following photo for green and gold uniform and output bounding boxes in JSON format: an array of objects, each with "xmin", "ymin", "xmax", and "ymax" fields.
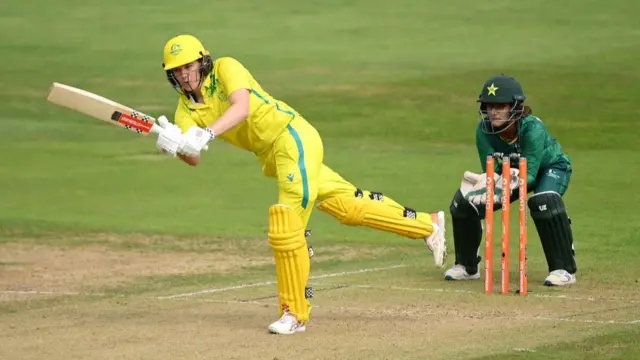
[{"xmin": 449, "ymin": 75, "xmax": 577, "ymax": 284}]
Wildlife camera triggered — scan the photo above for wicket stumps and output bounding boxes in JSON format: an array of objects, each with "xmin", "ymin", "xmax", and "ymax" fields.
[{"xmin": 484, "ymin": 153, "xmax": 528, "ymax": 296}]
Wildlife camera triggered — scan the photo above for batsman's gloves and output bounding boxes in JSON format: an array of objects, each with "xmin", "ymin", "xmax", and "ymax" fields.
[
  {"xmin": 155, "ymin": 115, "xmax": 186, "ymax": 157},
  {"xmin": 181, "ymin": 125, "xmax": 214, "ymax": 156}
]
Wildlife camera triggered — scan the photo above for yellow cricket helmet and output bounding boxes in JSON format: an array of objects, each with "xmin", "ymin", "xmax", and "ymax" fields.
[
  {"xmin": 161, "ymin": 34, "xmax": 213, "ymax": 93},
  {"xmin": 162, "ymin": 34, "xmax": 211, "ymax": 71}
]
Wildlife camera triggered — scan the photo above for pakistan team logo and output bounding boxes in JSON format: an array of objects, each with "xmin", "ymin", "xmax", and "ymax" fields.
[
  {"xmin": 170, "ymin": 44, "xmax": 182, "ymax": 56},
  {"xmin": 487, "ymin": 83, "xmax": 498, "ymax": 96}
]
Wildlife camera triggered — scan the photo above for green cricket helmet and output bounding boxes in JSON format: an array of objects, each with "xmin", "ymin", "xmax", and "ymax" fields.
[{"xmin": 477, "ymin": 74, "xmax": 526, "ymax": 134}]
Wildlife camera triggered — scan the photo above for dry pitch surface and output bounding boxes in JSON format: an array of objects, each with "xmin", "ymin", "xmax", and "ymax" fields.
[{"xmin": 1, "ymin": 234, "xmax": 639, "ymax": 360}]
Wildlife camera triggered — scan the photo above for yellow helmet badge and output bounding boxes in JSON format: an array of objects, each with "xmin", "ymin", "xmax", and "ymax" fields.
[
  {"xmin": 162, "ymin": 34, "xmax": 210, "ymax": 71},
  {"xmin": 169, "ymin": 44, "xmax": 182, "ymax": 56}
]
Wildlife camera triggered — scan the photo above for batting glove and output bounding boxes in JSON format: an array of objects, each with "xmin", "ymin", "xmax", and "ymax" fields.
[
  {"xmin": 181, "ymin": 125, "xmax": 214, "ymax": 156},
  {"xmin": 155, "ymin": 116, "xmax": 185, "ymax": 157}
]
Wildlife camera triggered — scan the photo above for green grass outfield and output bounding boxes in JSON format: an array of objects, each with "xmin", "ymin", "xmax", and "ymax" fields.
[{"xmin": 1, "ymin": 0, "xmax": 639, "ymax": 359}]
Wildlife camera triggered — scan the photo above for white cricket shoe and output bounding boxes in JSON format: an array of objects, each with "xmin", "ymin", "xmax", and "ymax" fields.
[
  {"xmin": 444, "ymin": 264, "xmax": 481, "ymax": 281},
  {"xmin": 425, "ymin": 211, "xmax": 447, "ymax": 268},
  {"xmin": 268, "ymin": 312, "xmax": 306, "ymax": 335},
  {"xmin": 544, "ymin": 269, "xmax": 576, "ymax": 286}
]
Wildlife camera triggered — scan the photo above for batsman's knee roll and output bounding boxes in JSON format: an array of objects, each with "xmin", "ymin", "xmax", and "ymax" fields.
[{"xmin": 268, "ymin": 204, "xmax": 311, "ymax": 321}]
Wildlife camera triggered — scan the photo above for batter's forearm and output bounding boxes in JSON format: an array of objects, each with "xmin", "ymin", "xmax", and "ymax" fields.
[
  {"xmin": 207, "ymin": 104, "xmax": 249, "ymax": 136},
  {"xmin": 178, "ymin": 153, "xmax": 200, "ymax": 166}
]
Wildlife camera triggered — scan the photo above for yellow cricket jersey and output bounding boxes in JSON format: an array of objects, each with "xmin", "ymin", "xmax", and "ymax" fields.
[{"xmin": 174, "ymin": 57, "xmax": 299, "ymax": 154}]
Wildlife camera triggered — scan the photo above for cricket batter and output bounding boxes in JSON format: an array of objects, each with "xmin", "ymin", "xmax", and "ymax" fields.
[
  {"xmin": 445, "ymin": 74, "xmax": 577, "ymax": 286},
  {"xmin": 154, "ymin": 34, "xmax": 447, "ymax": 334}
]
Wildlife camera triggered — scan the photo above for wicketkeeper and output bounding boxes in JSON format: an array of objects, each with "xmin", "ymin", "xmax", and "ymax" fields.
[
  {"xmin": 153, "ymin": 34, "xmax": 447, "ymax": 334},
  {"xmin": 445, "ymin": 74, "xmax": 577, "ymax": 287}
]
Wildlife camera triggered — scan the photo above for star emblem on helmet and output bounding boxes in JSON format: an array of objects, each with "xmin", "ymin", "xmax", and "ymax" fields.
[
  {"xmin": 170, "ymin": 44, "xmax": 182, "ymax": 56},
  {"xmin": 487, "ymin": 83, "xmax": 498, "ymax": 96}
]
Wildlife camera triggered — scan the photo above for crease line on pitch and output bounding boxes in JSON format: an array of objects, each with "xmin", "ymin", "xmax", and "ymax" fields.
[{"xmin": 156, "ymin": 264, "xmax": 406, "ymax": 300}]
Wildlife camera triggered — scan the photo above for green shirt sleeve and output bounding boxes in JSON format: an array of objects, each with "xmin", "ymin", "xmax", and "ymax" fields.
[
  {"xmin": 476, "ymin": 125, "xmax": 496, "ymax": 173},
  {"xmin": 520, "ymin": 123, "xmax": 545, "ymax": 187}
]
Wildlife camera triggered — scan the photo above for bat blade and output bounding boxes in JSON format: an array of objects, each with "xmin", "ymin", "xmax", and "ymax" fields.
[{"xmin": 46, "ymin": 82, "xmax": 162, "ymax": 136}]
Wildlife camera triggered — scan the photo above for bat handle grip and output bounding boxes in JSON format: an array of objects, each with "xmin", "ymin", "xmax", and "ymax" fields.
[{"xmin": 150, "ymin": 123, "xmax": 164, "ymax": 135}]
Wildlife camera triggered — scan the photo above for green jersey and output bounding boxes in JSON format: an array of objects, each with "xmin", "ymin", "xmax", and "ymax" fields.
[{"xmin": 476, "ymin": 115, "xmax": 571, "ymax": 187}]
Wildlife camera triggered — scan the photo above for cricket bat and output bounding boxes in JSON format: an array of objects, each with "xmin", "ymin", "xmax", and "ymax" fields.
[{"xmin": 46, "ymin": 82, "xmax": 163, "ymax": 136}]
